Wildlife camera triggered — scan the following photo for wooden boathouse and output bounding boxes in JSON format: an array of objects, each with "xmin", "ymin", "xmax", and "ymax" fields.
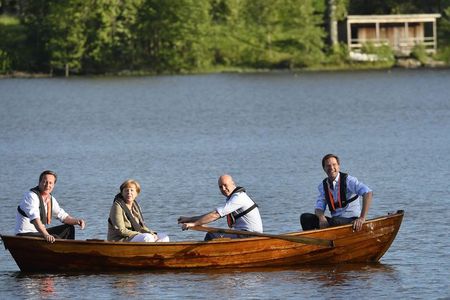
[{"xmin": 346, "ymin": 14, "xmax": 441, "ymax": 55}]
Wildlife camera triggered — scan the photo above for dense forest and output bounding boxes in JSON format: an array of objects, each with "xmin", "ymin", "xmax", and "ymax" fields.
[{"xmin": 1, "ymin": 0, "xmax": 449, "ymax": 76}]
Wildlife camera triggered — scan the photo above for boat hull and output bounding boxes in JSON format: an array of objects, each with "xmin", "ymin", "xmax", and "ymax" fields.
[{"xmin": 1, "ymin": 211, "xmax": 403, "ymax": 272}]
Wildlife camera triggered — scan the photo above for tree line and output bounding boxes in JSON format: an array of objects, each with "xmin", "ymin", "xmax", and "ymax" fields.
[{"xmin": 1, "ymin": 0, "xmax": 449, "ymax": 76}]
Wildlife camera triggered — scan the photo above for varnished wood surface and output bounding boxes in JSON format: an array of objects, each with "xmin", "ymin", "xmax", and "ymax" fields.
[{"xmin": 1, "ymin": 211, "xmax": 403, "ymax": 272}]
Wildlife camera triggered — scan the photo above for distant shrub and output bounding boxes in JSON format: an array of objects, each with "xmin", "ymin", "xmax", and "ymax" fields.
[
  {"xmin": 435, "ymin": 46, "xmax": 450, "ymax": 64},
  {"xmin": 0, "ymin": 15, "xmax": 28, "ymax": 71},
  {"xmin": 325, "ymin": 43, "xmax": 349, "ymax": 65},
  {"xmin": 0, "ymin": 49, "xmax": 12, "ymax": 73},
  {"xmin": 411, "ymin": 44, "xmax": 428, "ymax": 64},
  {"xmin": 361, "ymin": 43, "xmax": 395, "ymax": 62}
]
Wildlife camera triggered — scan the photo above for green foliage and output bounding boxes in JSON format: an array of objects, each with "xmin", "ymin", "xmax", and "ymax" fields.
[
  {"xmin": 0, "ymin": 49, "xmax": 11, "ymax": 73},
  {"xmin": 46, "ymin": 0, "xmax": 87, "ymax": 75},
  {"xmin": 135, "ymin": 0, "xmax": 212, "ymax": 73},
  {"xmin": 361, "ymin": 43, "xmax": 394, "ymax": 60},
  {"xmin": 0, "ymin": 15, "xmax": 27, "ymax": 71},
  {"xmin": 330, "ymin": 0, "xmax": 349, "ymax": 21},
  {"xmin": 439, "ymin": 7, "xmax": 450, "ymax": 47},
  {"xmin": 336, "ymin": 0, "xmax": 349, "ymax": 20},
  {"xmin": 210, "ymin": 0, "xmax": 231, "ymax": 24},
  {"xmin": 1, "ymin": 0, "xmax": 449, "ymax": 74},
  {"xmin": 82, "ymin": 0, "xmax": 144, "ymax": 73},
  {"xmin": 435, "ymin": 46, "xmax": 450, "ymax": 63},
  {"xmin": 410, "ymin": 44, "xmax": 428, "ymax": 64},
  {"xmin": 235, "ymin": 0, "xmax": 325, "ymax": 68},
  {"xmin": 361, "ymin": 42, "xmax": 396, "ymax": 66},
  {"xmin": 0, "ymin": 15, "xmax": 18, "ymax": 25},
  {"xmin": 324, "ymin": 42, "xmax": 349, "ymax": 66},
  {"xmin": 20, "ymin": 0, "xmax": 53, "ymax": 72},
  {"xmin": 207, "ymin": 0, "xmax": 247, "ymax": 66}
]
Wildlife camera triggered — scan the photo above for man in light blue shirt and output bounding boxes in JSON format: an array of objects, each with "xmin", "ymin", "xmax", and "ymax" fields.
[{"xmin": 300, "ymin": 154, "xmax": 373, "ymax": 232}]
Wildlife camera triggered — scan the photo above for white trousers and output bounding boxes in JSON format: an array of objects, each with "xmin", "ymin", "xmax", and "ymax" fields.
[{"xmin": 130, "ymin": 232, "xmax": 170, "ymax": 242}]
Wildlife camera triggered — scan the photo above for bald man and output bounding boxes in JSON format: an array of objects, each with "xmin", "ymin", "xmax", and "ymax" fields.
[{"xmin": 178, "ymin": 174, "xmax": 263, "ymax": 241}]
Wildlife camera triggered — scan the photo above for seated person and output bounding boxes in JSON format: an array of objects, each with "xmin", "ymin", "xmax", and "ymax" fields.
[
  {"xmin": 107, "ymin": 179, "xmax": 169, "ymax": 242},
  {"xmin": 15, "ymin": 170, "xmax": 86, "ymax": 243},
  {"xmin": 300, "ymin": 154, "xmax": 373, "ymax": 232},
  {"xmin": 178, "ymin": 174, "xmax": 263, "ymax": 241}
]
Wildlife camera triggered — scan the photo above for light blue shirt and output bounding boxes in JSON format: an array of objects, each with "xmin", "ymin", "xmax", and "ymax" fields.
[{"xmin": 315, "ymin": 173, "xmax": 372, "ymax": 218}]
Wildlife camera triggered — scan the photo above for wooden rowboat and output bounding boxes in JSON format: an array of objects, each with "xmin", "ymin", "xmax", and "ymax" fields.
[{"xmin": 1, "ymin": 210, "xmax": 403, "ymax": 272}]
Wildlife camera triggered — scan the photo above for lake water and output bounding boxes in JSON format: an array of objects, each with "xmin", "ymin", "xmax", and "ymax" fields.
[{"xmin": 0, "ymin": 69, "xmax": 449, "ymax": 299}]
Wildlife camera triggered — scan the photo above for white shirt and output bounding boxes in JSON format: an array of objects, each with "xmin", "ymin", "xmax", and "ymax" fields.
[
  {"xmin": 216, "ymin": 191, "xmax": 263, "ymax": 232},
  {"xmin": 15, "ymin": 190, "xmax": 69, "ymax": 234}
]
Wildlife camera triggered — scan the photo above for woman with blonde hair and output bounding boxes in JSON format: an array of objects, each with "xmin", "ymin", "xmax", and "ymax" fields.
[{"xmin": 107, "ymin": 179, "xmax": 169, "ymax": 242}]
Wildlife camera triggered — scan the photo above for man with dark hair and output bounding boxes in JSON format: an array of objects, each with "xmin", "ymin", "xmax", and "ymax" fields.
[
  {"xmin": 15, "ymin": 170, "xmax": 86, "ymax": 243},
  {"xmin": 300, "ymin": 154, "xmax": 373, "ymax": 232}
]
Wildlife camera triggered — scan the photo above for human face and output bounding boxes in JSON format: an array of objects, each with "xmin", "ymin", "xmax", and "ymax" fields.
[
  {"xmin": 218, "ymin": 176, "xmax": 235, "ymax": 197},
  {"xmin": 38, "ymin": 174, "xmax": 56, "ymax": 195},
  {"xmin": 323, "ymin": 157, "xmax": 340, "ymax": 181},
  {"xmin": 121, "ymin": 184, "xmax": 138, "ymax": 204}
]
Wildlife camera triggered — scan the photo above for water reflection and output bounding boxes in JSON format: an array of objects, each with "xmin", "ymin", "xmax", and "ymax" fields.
[
  {"xmin": 178, "ymin": 263, "xmax": 399, "ymax": 298},
  {"xmin": 111, "ymin": 275, "xmax": 139, "ymax": 297},
  {"xmin": 4, "ymin": 263, "xmax": 400, "ymax": 299},
  {"xmin": 14, "ymin": 273, "xmax": 57, "ymax": 298},
  {"xmin": 176, "ymin": 263, "xmax": 398, "ymax": 288},
  {"xmin": 39, "ymin": 276, "xmax": 55, "ymax": 295},
  {"xmin": 296, "ymin": 264, "xmax": 397, "ymax": 287}
]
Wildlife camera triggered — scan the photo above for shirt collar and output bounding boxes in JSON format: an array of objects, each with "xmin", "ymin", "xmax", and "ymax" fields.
[{"xmin": 330, "ymin": 172, "xmax": 340, "ymax": 188}]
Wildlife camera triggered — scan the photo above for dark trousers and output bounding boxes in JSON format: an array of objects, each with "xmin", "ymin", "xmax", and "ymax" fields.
[
  {"xmin": 300, "ymin": 213, "xmax": 357, "ymax": 231},
  {"xmin": 204, "ymin": 232, "xmax": 246, "ymax": 241},
  {"xmin": 17, "ymin": 224, "xmax": 75, "ymax": 239}
]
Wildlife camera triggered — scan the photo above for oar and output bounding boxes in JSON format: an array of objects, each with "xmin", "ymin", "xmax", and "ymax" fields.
[{"xmin": 190, "ymin": 225, "xmax": 334, "ymax": 247}]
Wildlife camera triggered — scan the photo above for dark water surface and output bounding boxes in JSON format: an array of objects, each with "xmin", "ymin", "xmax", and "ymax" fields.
[{"xmin": 1, "ymin": 69, "xmax": 449, "ymax": 299}]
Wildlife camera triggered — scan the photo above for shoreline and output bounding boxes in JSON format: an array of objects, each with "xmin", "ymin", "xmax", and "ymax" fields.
[{"xmin": 1, "ymin": 61, "xmax": 449, "ymax": 79}]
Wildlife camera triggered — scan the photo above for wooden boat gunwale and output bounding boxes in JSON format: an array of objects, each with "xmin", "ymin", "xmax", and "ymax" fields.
[{"xmin": 1, "ymin": 210, "xmax": 404, "ymax": 272}]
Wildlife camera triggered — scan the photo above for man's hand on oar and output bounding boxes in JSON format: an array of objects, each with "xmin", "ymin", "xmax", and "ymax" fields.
[{"xmin": 180, "ymin": 222, "xmax": 196, "ymax": 231}]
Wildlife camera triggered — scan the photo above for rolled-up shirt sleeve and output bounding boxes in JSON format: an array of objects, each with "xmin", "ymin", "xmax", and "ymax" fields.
[
  {"xmin": 216, "ymin": 194, "xmax": 245, "ymax": 217},
  {"xmin": 20, "ymin": 192, "xmax": 41, "ymax": 221},
  {"xmin": 19, "ymin": 193, "xmax": 68, "ymax": 223},
  {"xmin": 314, "ymin": 183, "xmax": 327, "ymax": 211},
  {"xmin": 347, "ymin": 176, "xmax": 372, "ymax": 196}
]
